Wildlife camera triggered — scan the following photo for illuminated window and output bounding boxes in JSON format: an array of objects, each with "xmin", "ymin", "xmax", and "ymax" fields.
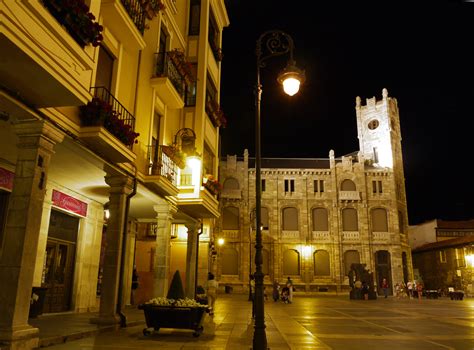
[{"xmin": 439, "ymin": 250, "xmax": 447, "ymax": 263}]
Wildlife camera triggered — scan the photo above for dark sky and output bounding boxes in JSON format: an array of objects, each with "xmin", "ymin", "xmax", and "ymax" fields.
[{"xmin": 219, "ymin": 2, "xmax": 474, "ymax": 225}]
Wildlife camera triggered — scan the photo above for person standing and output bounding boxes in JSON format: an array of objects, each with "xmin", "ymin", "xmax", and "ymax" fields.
[
  {"xmin": 407, "ymin": 280, "xmax": 413, "ymax": 299},
  {"xmin": 381, "ymin": 278, "xmax": 389, "ymax": 298},
  {"xmin": 205, "ymin": 272, "xmax": 218, "ymax": 315},
  {"xmin": 416, "ymin": 281, "xmax": 423, "ymax": 301},
  {"xmin": 286, "ymin": 276, "xmax": 294, "ymax": 304},
  {"xmin": 272, "ymin": 280, "xmax": 280, "ymax": 302}
]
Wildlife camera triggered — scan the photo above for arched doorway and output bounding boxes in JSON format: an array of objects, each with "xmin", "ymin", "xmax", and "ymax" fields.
[{"xmin": 375, "ymin": 250, "xmax": 392, "ymax": 296}]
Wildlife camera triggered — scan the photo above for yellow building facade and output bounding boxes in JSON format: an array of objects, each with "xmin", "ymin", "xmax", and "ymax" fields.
[{"xmin": 0, "ymin": 0, "xmax": 228, "ymax": 348}]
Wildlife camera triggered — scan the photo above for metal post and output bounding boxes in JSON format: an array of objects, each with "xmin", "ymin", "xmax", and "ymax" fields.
[{"xmin": 253, "ymin": 30, "xmax": 300, "ymax": 350}]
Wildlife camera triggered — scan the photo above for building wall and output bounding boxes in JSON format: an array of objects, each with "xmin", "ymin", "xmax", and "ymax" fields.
[
  {"xmin": 216, "ymin": 90, "xmax": 413, "ymax": 293},
  {"xmin": 408, "ymin": 220, "xmax": 437, "ymax": 249}
]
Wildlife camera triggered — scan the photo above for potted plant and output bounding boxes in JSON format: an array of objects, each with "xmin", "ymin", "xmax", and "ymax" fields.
[
  {"xmin": 138, "ymin": 270, "xmax": 209, "ymax": 337},
  {"xmin": 141, "ymin": 0, "xmax": 165, "ymax": 19},
  {"xmin": 205, "ymin": 99, "xmax": 227, "ymax": 128}
]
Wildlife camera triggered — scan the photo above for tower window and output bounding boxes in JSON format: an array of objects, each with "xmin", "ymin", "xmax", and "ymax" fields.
[
  {"xmin": 261, "ymin": 179, "xmax": 266, "ymax": 192},
  {"xmin": 314, "ymin": 179, "xmax": 324, "ymax": 193},
  {"xmin": 372, "ymin": 180, "xmax": 382, "ymax": 194},
  {"xmin": 284, "ymin": 179, "xmax": 295, "ymax": 193}
]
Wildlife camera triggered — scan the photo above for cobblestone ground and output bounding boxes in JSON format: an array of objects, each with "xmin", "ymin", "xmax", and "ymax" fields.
[{"xmin": 39, "ymin": 293, "xmax": 474, "ymax": 349}]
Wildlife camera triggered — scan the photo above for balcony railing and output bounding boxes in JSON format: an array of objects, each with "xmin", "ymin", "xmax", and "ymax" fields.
[
  {"xmin": 121, "ymin": 0, "xmax": 147, "ymax": 34},
  {"xmin": 80, "ymin": 87, "xmax": 138, "ymax": 148},
  {"xmin": 147, "ymin": 145, "xmax": 179, "ymax": 186},
  {"xmin": 205, "ymin": 99, "xmax": 227, "ymax": 128},
  {"xmin": 154, "ymin": 52, "xmax": 193, "ymax": 98}
]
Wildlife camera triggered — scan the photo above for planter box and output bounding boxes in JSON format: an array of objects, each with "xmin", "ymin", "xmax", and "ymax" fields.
[{"xmin": 138, "ymin": 304, "xmax": 209, "ymax": 337}]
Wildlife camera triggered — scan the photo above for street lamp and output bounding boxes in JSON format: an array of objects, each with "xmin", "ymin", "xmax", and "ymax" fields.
[{"xmin": 253, "ymin": 30, "xmax": 305, "ymax": 349}]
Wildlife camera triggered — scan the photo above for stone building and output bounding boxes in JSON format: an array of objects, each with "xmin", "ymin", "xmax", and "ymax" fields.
[
  {"xmin": 0, "ymin": 1, "xmax": 228, "ymax": 349},
  {"xmin": 216, "ymin": 89, "xmax": 413, "ymax": 295}
]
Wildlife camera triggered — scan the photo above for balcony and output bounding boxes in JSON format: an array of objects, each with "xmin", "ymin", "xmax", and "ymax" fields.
[
  {"xmin": 205, "ymin": 99, "xmax": 227, "ymax": 128},
  {"xmin": 339, "ymin": 190, "xmax": 360, "ymax": 201},
  {"xmin": 0, "ymin": 0, "xmax": 95, "ymax": 110},
  {"xmin": 143, "ymin": 145, "xmax": 179, "ymax": 197},
  {"xmin": 342, "ymin": 231, "xmax": 360, "ymax": 241},
  {"xmin": 281, "ymin": 231, "xmax": 300, "ymax": 240},
  {"xmin": 177, "ymin": 187, "xmax": 220, "ymax": 218},
  {"xmin": 151, "ymin": 51, "xmax": 195, "ymax": 109},
  {"xmin": 372, "ymin": 231, "xmax": 390, "ymax": 241},
  {"xmin": 100, "ymin": 0, "xmax": 146, "ymax": 50},
  {"xmin": 312, "ymin": 231, "xmax": 330, "ymax": 241},
  {"xmin": 78, "ymin": 87, "xmax": 138, "ymax": 163}
]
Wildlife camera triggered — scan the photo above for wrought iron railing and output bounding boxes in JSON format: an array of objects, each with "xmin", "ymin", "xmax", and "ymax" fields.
[
  {"xmin": 121, "ymin": 0, "xmax": 146, "ymax": 34},
  {"xmin": 90, "ymin": 87, "xmax": 135, "ymax": 130},
  {"xmin": 147, "ymin": 145, "xmax": 179, "ymax": 186},
  {"xmin": 154, "ymin": 52, "xmax": 186, "ymax": 97}
]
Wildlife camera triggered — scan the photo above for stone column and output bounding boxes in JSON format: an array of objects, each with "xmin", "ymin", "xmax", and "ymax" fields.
[
  {"xmin": 185, "ymin": 222, "xmax": 200, "ymax": 299},
  {"xmin": 0, "ymin": 120, "xmax": 63, "ymax": 350},
  {"xmin": 152, "ymin": 201, "xmax": 176, "ymax": 297},
  {"xmin": 92, "ymin": 171, "xmax": 133, "ymax": 325}
]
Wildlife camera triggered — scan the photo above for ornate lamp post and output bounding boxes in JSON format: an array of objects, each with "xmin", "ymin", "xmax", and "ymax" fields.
[{"xmin": 253, "ymin": 30, "xmax": 305, "ymax": 349}]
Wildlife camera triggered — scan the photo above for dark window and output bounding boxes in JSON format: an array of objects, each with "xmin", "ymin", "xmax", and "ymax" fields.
[
  {"xmin": 188, "ymin": 0, "xmax": 200, "ymax": 35},
  {"xmin": 208, "ymin": 10, "xmax": 220, "ymax": 61},
  {"xmin": 95, "ymin": 46, "xmax": 114, "ymax": 90},
  {"xmin": 284, "ymin": 179, "xmax": 295, "ymax": 193},
  {"xmin": 314, "ymin": 179, "xmax": 324, "ymax": 193},
  {"xmin": 261, "ymin": 179, "xmax": 266, "ymax": 192}
]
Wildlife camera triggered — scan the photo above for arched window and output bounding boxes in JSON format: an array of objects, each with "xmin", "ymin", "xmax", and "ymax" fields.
[
  {"xmin": 223, "ymin": 177, "xmax": 239, "ymax": 190},
  {"xmin": 371, "ymin": 208, "xmax": 388, "ymax": 232},
  {"xmin": 312, "ymin": 207, "xmax": 328, "ymax": 231},
  {"xmin": 314, "ymin": 250, "xmax": 330, "ymax": 276},
  {"xmin": 222, "ymin": 206, "xmax": 239, "ymax": 230},
  {"xmin": 341, "ymin": 179, "xmax": 356, "ymax": 191},
  {"xmin": 221, "ymin": 247, "xmax": 238, "ymax": 275},
  {"xmin": 344, "ymin": 250, "xmax": 360, "ymax": 276},
  {"xmin": 282, "ymin": 249, "xmax": 300, "ymax": 275},
  {"xmin": 342, "ymin": 208, "xmax": 358, "ymax": 231},
  {"xmin": 282, "ymin": 207, "xmax": 298, "ymax": 230}
]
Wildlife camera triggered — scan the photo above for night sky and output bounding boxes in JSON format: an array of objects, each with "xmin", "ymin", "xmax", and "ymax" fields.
[{"xmin": 219, "ymin": 2, "xmax": 474, "ymax": 225}]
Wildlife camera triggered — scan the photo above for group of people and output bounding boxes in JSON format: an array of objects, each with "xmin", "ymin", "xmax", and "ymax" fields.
[
  {"xmin": 271, "ymin": 277, "xmax": 294, "ymax": 304},
  {"xmin": 394, "ymin": 280, "xmax": 423, "ymax": 300}
]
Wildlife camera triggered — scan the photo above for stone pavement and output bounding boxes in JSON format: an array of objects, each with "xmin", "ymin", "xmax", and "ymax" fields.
[{"xmin": 29, "ymin": 293, "xmax": 474, "ymax": 349}]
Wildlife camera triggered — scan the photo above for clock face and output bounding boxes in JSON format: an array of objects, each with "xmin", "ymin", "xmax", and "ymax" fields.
[{"xmin": 368, "ymin": 119, "xmax": 379, "ymax": 130}]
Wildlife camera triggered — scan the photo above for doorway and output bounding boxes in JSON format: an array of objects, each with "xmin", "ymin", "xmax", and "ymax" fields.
[
  {"xmin": 375, "ymin": 250, "xmax": 392, "ymax": 296},
  {"xmin": 42, "ymin": 209, "xmax": 79, "ymax": 313}
]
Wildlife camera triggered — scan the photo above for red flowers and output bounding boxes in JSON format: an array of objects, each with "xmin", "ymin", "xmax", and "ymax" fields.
[
  {"xmin": 43, "ymin": 0, "xmax": 103, "ymax": 47},
  {"xmin": 205, "ymin": 99, "xmax": 227, "ymax": 128},
  {"xmin": 80, "ymin": 98, "xmax": 139, "ymax": 147}
]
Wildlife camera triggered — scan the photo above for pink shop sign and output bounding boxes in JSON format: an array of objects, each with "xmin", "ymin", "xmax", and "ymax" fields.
[
  {"xmin": 0, "ymin": 167, "xmax": 14, "ymax": 191},
  {"xmin": 52, "ymin": 190, "xmax": 88, "ymax": 217}
]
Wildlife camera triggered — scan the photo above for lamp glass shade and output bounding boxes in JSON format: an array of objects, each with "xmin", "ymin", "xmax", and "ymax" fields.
[{"xmin": 282, "ymin": 77, "xmax": 301, "ymax": 96}]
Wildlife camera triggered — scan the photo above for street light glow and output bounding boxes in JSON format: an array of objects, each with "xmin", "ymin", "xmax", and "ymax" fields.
[{"xmin": 281, "ymin": 77, "xmax": 301, "ymax": 96}]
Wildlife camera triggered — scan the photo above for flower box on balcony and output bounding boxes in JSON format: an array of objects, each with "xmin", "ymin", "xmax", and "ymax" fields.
[
  {"xmin": 141, "ymin": 0, "xmax": 165, "ymax": 20},
  {"xmin": 205, "ymin": 100, "xmax": 227, "ymax": 128},
  {"xmin": 80, "ymin": 97, "xmax": 139, "ymax": 147},
  {"xmin": 203, "ymin": 175, "xmax": 222, "ymax": 196},
  {"xmin": 42, "ymin": 0, "xmax": 103, "ymax": 47},
  {"xmin": 161, "ymin": 145, "xmax": 186, "ymax": 169},
  {"xmin": 168, "ymin": 49, "xmax": 196, "ymax": 85}
]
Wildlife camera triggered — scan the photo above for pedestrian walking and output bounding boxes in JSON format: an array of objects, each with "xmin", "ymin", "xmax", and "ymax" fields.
[
  {"xmin": 205, "ymin": 272, "xmax": 218, "ymax": 315},
  {"xmin": 381, "ymin": 278, "xmax": 389, "ymax": 298},
  {"xmin": 286, "ymin": 276, "xmax": 294, "ymax": 303}
]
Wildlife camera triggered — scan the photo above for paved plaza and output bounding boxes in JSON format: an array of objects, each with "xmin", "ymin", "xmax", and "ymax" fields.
[{"xmin": 32, "ymin": 293, "xmax": 474, "ymax": 349}]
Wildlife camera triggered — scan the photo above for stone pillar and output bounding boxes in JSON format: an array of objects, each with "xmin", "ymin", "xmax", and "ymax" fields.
[
  {"xmin": 0, "ymin": 120, "xmax": 63, "ymax": 350},
  {"xmin": 185, "ymin": 222, "xmax": 200, "ymax": 299},
  {"xmin": 92, "ymin": 172, "xmax": 133, "ymax": 325},
  {"xmin": 152, "ymin": 201, "xmax": 176, "ymax": 297}
]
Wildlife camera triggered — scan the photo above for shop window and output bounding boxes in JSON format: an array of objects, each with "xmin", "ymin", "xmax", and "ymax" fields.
[{"xmin": 282, "ymin": 249, "xmax": 300, "ymax": 275}]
